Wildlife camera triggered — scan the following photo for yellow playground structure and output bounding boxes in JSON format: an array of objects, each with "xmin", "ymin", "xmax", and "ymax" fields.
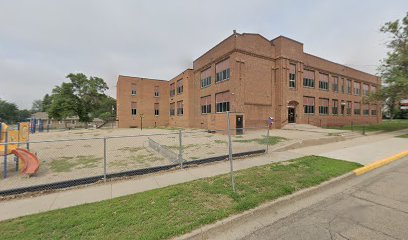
[
  {"xmin": 1, "ymin": 122, "xmax": 40, "ymax": 178},
  {"xmin": 0, "ymin": 122, "xmax": 30, "ymax": 154}
]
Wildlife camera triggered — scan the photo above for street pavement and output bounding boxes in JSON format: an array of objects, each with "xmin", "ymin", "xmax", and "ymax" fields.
[{"xmin": 242, "ymin": 157, "xmax": 408, "ymax": 240}]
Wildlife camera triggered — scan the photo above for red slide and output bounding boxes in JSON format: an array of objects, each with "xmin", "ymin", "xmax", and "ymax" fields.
[{"xmin": 11, "ymin": 148, "xmax": 40, "ymax": 176}]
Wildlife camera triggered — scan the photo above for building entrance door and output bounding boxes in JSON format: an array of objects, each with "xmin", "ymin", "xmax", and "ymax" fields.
[
  {"xmin": 288, "ymin": 108, "xmax": 296, "ymax": 123},
  {"xmin": 236, "ymin": 115, "xmax": 243, "ymax": 135}
]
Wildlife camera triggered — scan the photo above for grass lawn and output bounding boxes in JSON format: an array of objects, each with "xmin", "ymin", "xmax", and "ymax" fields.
[
  {"xmin": 329, "ymin": 119, "xmax": 408, "ymax": 132},
  {"xmin": 397, "ymin": 134, "xmax": 408, "ymax": 138},
  {"xmin": 0, "ymin": 156, "xmax": 361, "ymax": 240}
]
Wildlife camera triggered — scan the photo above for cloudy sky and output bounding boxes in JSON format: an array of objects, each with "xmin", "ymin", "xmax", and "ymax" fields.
[{"xmin": 0, "ymin": 0, "xmax": 407, "ymax": 109}]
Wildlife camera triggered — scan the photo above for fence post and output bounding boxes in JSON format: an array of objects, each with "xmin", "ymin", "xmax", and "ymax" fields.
[
  {"xmin": 15, "ymin": 123, "xmax": 20, "ymax": 172},
  {"xmin": 351, "ymin": 121, "xmax": 354, "ymax": 131},
  {"xmin": 178, "ymin": 129, "xmax": 183, "ymax": 169},
  {"xmin": 266, "ymin": 126, "xmax": 270, "ymax": 153},
  {"xmin": 362, "ymin": 125, "xmax": 366, "ymax": 135},
  {"xmin": 227, "ymin": 111, "xmax": 236, "ymax": 192},
  {"xmin": 3, "ymin": 131, "xmax": 8, "ymax": 179},
  {"xmin": 103, "ymin": 137, "xmax": 107, "ymax": 182}
]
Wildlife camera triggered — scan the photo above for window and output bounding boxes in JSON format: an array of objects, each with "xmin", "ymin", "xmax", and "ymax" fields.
[
  {"xmin": 371, "ymin": 105, "xmax": 377, "ymax": 116},
  {"xmin": 289, "ymin": 64, "xmax": 296, "ymax": 88},
  {"xmin": 303, "ymin": 69, "xmax": 315, "ymax": 88},
  {"xmin": 177, "ymin": 79, "xmax": 183, "ymax": 94},
  {"xmin": 346, "ymin": 101, "xmax": 352, "ymax": 115},
  {"xmin": 131, "ymin": 84, "xmax": 137, "ymax": 96},
  {"xmin": 170, "ymin": 103, "xmax": 175, "ymax": 116},
  {"xmin": 347, "ymin": 80, "xmax": 352, "ymax": 94},
  {"xmin": 319, "ymin": 98, "xmax": 329, "ymax": 115},
  {"xmin": 215, "ymin": 91, "xmax": 231, "ymax": 112},
  {"xmin": 215, "ymin": 59, "xmax": 230, "ymax": 83},
  {"xmin": 332, "ymin": 77, "xmax": 339, "ymax": 92},
  {"xmin": 154, "ymin": 86, "xmax": 159, "ymax": 97},
  {"xmin": 341, "ymin": 100, "xmax": 345, "ymax": 115},
  {"xmin": 371, "ymin": 85, "xmax": 377, "ymax": 94},
  {"xmin": 354, "ymin": 102, "xmax": 361, "ymax": 115},
  {"xmin": 332, "ymin": 99, "xmax": 338, "ymax": 115},
  {"xmin": 200, "ymin": 95, "xmax": 211, "ymax": 114},
  {"xmin": 131, "ymin": 102, "xmax": 137, "ymax": 116},
  {"xmin": 363, "ymin": 84, "xmax": 369, "ymax": 96},
  {"xmin": 303, "ymin": 96, "xmax": 315, "ymax": 114},
  {"xmin": 154, "ymin": 103, "xmax": 159, "ymax": 116},
  {"xmin": 341, "ymin": 78, "xmax": 345, "ymax": 93},
  {"xmin": 363, "ymin": 104, "xmax": 369, "ymax": 116},
  {"xmin": 319, "ymin": 73, "xmax": 329, "ymax": 90},
  {"xmin": 177, "ymin": 101, "xmax": 184, "ymax": 116},
  {"xmin": 354, "ymin": 82, "xmax": 360, "ymax": 96},
  {"xmin": 170, "ymin": 83, "xmax": 175, "ymax": 97},
  {"xmin": 201, "ymin": 68, "xmax": 212, "ymax": 88}
]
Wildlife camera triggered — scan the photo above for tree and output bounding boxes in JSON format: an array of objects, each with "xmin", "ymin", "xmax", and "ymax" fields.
[
  {"xmin": 92, "ymin": 95, "xmax": 116, "ymax": 121},
  {"xmin": 370, "ymin": 12, "xmax": 408, "ymax": 118},
  {"xmin": 47, "ymin": 73, "xmax": 111, "ymax": 127},
  {"xmin": 0, "ymin": 99, "xmax": 19, "ymax": 123},
  {"xmin": 31, "ymin": 99, "xmax": 43, "ymax": 112},
  {"xmin": 17, "ymin": 109, "xmax": 31, "ymax": 122},
  {"xmin": 42, "ymin": 94, "xmax": 52, "ymax": 112},
  {"xmin": 65, "ymin": 73, "xmax": 109, "ymax": 123},
  {"xmin": 47, "ymin": 82, "xmax": 78, "ymax": 125}
]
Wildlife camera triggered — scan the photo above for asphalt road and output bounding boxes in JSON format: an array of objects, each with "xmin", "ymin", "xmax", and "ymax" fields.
[{"xmin": 242, "ymin": 157, "xmax": 408, "ymax": 240}]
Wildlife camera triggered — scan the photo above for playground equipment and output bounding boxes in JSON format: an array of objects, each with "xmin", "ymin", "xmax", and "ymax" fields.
[
  {"xmin": 0, "ymin": 122, "xmax": 40, "ymax": 178},
  {"xmin": 30, "ymin": 118, "xmax": 49, "ymax": 133}
]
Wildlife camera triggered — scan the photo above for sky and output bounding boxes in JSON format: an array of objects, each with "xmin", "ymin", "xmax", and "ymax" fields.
[{"xmin": 0, "ymin": 0, "xmax": 407, "ymax": 109}]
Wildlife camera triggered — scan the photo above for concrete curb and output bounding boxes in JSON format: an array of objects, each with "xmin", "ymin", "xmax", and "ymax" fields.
[
  {"xmin": 175, "ymin": 171, "xmax": 356, "ymax": 240},
  {"xmin": 353, "ymin": 150, "xmax": 408, "ymax": 176}
]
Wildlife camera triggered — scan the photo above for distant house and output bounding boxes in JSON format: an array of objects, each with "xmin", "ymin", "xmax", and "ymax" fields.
[
  {"xmin": 400, "ymin": 99, "xmax": 408, "ymax": 110},
  {"xmin": 30, "ymin": 112, "xmax": 105, "ymax": 129}
]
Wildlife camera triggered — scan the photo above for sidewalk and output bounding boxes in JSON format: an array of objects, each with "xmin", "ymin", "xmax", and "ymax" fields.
[
  {"xmin": 0, "ymin": 130, "xmax": 407, "ymax": 222},
  {"xmin": 288, "ymin": 129, "xmax": 408, "ymax": 165}
]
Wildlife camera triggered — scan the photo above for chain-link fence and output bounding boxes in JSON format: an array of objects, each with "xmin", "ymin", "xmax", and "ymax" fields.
[{"xmin": 0, "ymin": 124, "xmax": 272, "ymax": 196}]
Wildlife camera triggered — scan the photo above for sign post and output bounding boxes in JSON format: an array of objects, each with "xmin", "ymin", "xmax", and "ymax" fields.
[
  {"xmin": 267, "ymin": 117, "xmax": 274, "ymax": 153},
  {"xmin": 227, "ymin": 111, "xmax": 235, "ymax": 192}
]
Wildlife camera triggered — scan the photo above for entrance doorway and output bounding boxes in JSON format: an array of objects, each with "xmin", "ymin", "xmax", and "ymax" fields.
[
  {"xmin": 288, "ymin": 108, "xmax": 296, "ymax": 123},
  {"xmin": 236, "ymin": 115, "xmax": 243, "ymax": 135}
]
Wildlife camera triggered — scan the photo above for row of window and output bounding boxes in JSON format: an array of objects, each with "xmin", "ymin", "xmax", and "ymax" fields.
[
  {"xmin": 170, "ymin": 79, "xmax": 184, "ymax": 97},
  {"xmin": 131, "ymin": 103, "xmax": 161, "ymax": 116},
  {"xmin": 303, "ymin": 97, "xmax": 377, "ymax": 116},
  {"xmin": 131, "ymin": 84, "xmax": 160, "ymax": 97},
  {"xmin": 290, "ymin": 64, "xmax": 377, "ymax": 96}
]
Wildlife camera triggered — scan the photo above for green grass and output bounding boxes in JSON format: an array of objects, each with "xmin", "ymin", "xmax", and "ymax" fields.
[
  {"xmin": 0, "ymin": 156, "xmax": 360, "ymax": 240},
  {"xmin": 396, "ymin": 134, "xmax": 408, "ymax": 138},
  {"xmin": 233, "ymin": 136, "xmax": 285, "ymax": 145},
  {"xmin": 49, "ymin": 155, "xmax": 102, "ymax": 172},
  {"xmin": 214, "ymin": 140, "xmax": 227, "ymax": 144},
  {"xmin": 328, "ymin": 119, "xmax": 408, "ymax": 132}
]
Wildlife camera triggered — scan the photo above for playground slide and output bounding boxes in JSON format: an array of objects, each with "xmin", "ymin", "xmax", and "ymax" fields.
[{"xmin": 11, "ymin": 148, "xmax": 40, "ymax": 176}]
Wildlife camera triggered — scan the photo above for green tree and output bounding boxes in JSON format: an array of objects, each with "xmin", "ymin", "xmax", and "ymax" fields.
[
  {"xmin": 65, "ymin": 73, "xmax": 109, "ymax": 123},
  {"xmin": 370, "ymin": 12, "xmax": 408, "ymax": 118},
  {"xmin": 17, "ymin": 109, "xmax": 31, "ymax": 122},
  {"xmin": 0, "ymin": 99, "xmax": 19, "ymax": 123},
  {"xmin": 93, "ymin": 95, "xmax": 116, "ymax": 121},
  {"xmin": 47, "ymin": 82, "xmax": 78, "ymax": 125},
  {"xmin": 42, "ymin": 94, "xmax": 52, "ymax": 112},
  {"xmin": 47, "ymin": 73, "xmax": 111, "ymax": 127},
  {"xmin": 31, "ymin": 99, "xmax": 44, "ymax": 112}
]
